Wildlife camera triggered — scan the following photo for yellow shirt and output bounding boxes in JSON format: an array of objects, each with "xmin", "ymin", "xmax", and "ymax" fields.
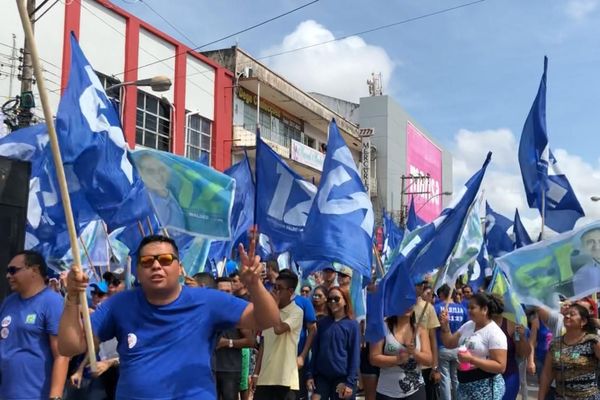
[{"xmin": 257, "ymin": 301, "xmax": 303, "ymax": 389}]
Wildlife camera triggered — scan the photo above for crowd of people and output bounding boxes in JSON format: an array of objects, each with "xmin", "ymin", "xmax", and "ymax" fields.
[{"xmin": 2, "ymin": 234, "xmax": 600, "ymax": 400}]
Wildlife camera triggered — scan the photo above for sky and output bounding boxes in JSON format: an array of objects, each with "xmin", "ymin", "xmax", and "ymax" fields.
[{"xmin": 113, "ymin": 0, "xmax": 600, "ymax": 233}]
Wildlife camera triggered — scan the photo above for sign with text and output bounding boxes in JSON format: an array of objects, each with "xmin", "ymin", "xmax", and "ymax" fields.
[
  {"xmin": 290, "ymin": 139, "xmax": 325, "ymax": 171},
  {"xmin": 406, "ymin": 121, "xmax": 443, "ymax": 222}
]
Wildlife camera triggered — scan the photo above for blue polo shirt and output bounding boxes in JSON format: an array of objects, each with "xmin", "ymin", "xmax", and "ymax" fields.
[
  {"xmin": 0, "ymin": 288, "xmax": 63, "ymax": 400},
  {"xmin": 91, "ymin": 286, "xmax": 248, "ymax": 399},
  {"xmin": 294, "ymin": 295, "xmax": 317, "ymax": 356}
]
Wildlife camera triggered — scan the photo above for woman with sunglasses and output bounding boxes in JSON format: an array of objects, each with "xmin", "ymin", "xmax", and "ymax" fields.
[
  {"xmin": 538, "ymin": 303, "xmax": 600, "ymax": 400},
  {"xmin": 312, "ymin": 286, "xmax": 329, "ymax": 321},
  {"xmin": 439, "ymin": 292, "xmax": 507, "ymax": 400},
  {"xmin": 307, "ymin": 287, "xmax": 360, "ymax": 399},
  {"xmin": 369, "ymin": 305, "xmax": 432, "ymax": 400}
]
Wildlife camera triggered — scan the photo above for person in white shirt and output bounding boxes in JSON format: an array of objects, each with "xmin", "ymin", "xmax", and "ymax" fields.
[{"xmin": 439, "ymin": 292, "xmax": 507, "ymax": 400}]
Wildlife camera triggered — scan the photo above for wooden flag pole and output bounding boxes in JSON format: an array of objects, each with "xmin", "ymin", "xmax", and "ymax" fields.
[
  {"xmin": 15, "ymin": 0, "xmax": 97, "ymax": 371},
  {"xmin": 79, "ymin": 237, "xmax": 101, "ymax": 283}
]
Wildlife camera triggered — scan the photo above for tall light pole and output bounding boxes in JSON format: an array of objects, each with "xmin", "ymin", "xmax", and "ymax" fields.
[
  {"xmin": 106, "ymin": 75, "xmax": 172, "ymax": 93},
  {"xmin": 416, "ymin": 191, "xmax": 453, "ymax": 214}
]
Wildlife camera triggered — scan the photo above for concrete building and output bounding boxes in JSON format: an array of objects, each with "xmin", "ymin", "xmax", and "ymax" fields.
[
  {"xmin": 202, "ymin": 46, "xmax": 363, "ymax": 183},
  {"xmin": 1, "ymin": 0, "xmax": 233, "ymax": 170},
  {"xmin": 312, "ymin": 93, "xmax": 453, "ymax": 224}
]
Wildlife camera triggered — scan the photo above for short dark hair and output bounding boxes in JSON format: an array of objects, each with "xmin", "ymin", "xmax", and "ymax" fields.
[
  {"xmin": 471, "ymin": 292, "xmax": 504, "ymax": 319},
  {"xmin": 463, "ymin": 284, "xmax": 473, "ymax": 292},
  {"xmin": 13, "ymin": 250, "xmax": 47, "ymax": 278},
  {"xmin": 193, "ymin": 272, "xmax": 216, "ymax": 288},
  {"xmin": 137, "ymin": 235, "xmax": 179, "ymax": 258},
  {"xmin": 228, "ymin": 271, "xmax": 240, "ymax": 279},
  {"xmin": 437, "ymin": 284, "xmax": 451, "ymax": 299},
  {"xmin": 276, "ymin": 269, "xmax": 298, "ymax": 291},
  {"xmin": 266, "ymin": 260, "xmax": 279, "ymax": 273},
  {"xmin": 216, "ymin": 277, "xmax": 232, "ymax": 284}
]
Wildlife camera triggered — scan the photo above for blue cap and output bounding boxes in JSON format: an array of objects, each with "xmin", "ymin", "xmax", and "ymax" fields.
[
  {"xmin": 90, "ymin": 281, "xmax": 109, "ymax": 294},
  {"xmin": 225, "ymin": 260, "xmax": 238, "ymax": 276}
]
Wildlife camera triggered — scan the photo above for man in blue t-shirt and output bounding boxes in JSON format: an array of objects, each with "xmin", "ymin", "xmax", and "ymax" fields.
[
  {"xmin": 0, "ymin": 250, "xmax": 69, "ymax": 400},
  {"xmin": 292, "ymin": 281, "xmax": 317, "ymax": 400},
  {"xmin": 434, "ymin": 284, "xmax": 468, "ymax": 400},
  {"xmin": 59, "ymin": 234, "xmax": 280, "ymax": 400}
]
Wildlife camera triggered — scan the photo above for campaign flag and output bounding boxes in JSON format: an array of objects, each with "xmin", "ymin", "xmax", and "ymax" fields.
[
  {"xmin": 208, "ymin": 156, "xmax": 255, "ymax": 261},
  {"xmin": 365, "ymin": 283, "xmax": 387, "ymax": 343},
  {"xmin": 255, "ymin": 137, "xmax": 316, "ymax": 253},
  {"xmin": 497, "ymin": 221, "xmax": 600, "ymax": 309},
  {"xmin": 406, "ymin": 197, "xmax": 425, "ymax": 231},
  {"xmin": 488, "ymin": 267, "xmax": 527, "ymax": 327},
  {"xmin": 518, "ymin": 56, "xmax": 584, "ymax": 233},
  {"xmin": 514, "ymin": 209, "xmax": 533, "ymax": 248},
  {"xmin": 485, "ymin": 202, "xmax": 514, "ymax": 258},
  {"xmin": 381, "ymin": 210, "xmax": 404, "ymax": 267},
  {"xmin": 295, "ymin": 120, "xmax": 374, "ymax": 279},
  {"xmin": 131, "ymin": 148, "xmax": 235, "ymax": 240},
  {"xmin": 56, "ymin": 34, "xmax": 152, "ymax": 231},
  {"xmin": 466, "ymin": 243, "xmax": 490, "ymax": 292},
  {"xmin": 435, "ymin": 197, "xmax": 483, "ymax": 290}
]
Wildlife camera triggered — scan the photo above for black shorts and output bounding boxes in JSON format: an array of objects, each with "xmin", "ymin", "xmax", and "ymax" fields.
[{"xmin": 360, "ymin": 344, "xmax": 379, "ymax": 377}]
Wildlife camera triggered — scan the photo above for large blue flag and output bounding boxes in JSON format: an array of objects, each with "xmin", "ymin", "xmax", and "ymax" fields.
[
  {"xmin": 382, "ymin": 210, "xmax": 404, "ymax": 266},
  {"xmin": 295, "ymin": 120, "xmax": 374, "ymax": 279},
  {"xmin": 56, "ymin": 34, "xmax": 152, "ymax": 231},
  {"xmin": 485, "ymin": 202, "xmax": 514, "ymax": 257},
  {"xmin": 256, "ymin": 137, "xmax": 316, "ymax": 253},
  {"xmin": 514, "ymin": 209, "xmax": 533, "ymax": 248},
  {"xmin": 466, "ymin": 243, "xmax": 490, "ymax": 292},
  {"xmin": 208, "ymin": 155, "xmax": 255, "ymax": 261},
  {"xmin": 406, "ymin": 197, "xmax": 425, "ymax": 231},
  {"xmin": 381, "ymin": 152, "xmax": 491, "ymax": 316},
  {"xmin": 518, "ymin": 56, "xmax": 584, "ymax": 233}
]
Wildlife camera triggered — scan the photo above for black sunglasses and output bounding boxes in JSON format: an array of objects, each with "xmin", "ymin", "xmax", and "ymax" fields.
[
  {"xmin": 7, "ymin": 265, "xmax": 27, "ymax": 275},
  {"xmin": 327, "ymin": 296, "xmax": 342, "ymax": 303}
]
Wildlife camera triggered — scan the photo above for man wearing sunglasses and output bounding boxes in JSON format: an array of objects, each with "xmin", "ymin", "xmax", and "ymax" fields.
[
  {"xmin": 0, "ymin": 250, "xmax": 69, "ymax": 400},
  {"xmin": 58, "ymin": 234, "xmax": 280, "ymax": 400}
]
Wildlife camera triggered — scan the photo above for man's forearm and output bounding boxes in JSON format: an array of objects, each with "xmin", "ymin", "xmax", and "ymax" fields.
[
  {"xmin": 247, "ymin": 282, "xmax": 279, "ymax": 330},
  {"xmin": 301, "ymin": 326, "xmax": 316, "ymax": 359},
  {"xmin": 58, "ymin": 302, "xmax": 88, "ymax": 356},
  {"xmin": 49, "ymin": 354, "xmax": 70, "ymax": 397}
]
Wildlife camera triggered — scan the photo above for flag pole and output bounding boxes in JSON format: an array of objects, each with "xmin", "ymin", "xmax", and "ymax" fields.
[
  {"xmin": 15, "ymin": 0, "xmax": 97, "ymax": 372},
  {"xmin": 540, "ymin": 191, "xmax": 546, "ymax": 241},
  {"xmin": 79, "ymin": 237, "xmax": 101, "ymax": 283}
]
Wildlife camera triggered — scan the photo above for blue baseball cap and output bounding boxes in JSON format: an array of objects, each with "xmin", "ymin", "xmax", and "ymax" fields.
[{"xmin": 90, "ymin": 281, "xmax": 109, "ymax": 294}]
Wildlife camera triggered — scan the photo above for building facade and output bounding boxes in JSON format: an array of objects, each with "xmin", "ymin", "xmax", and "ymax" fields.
[{"xmin": 1, "ymin": 0, "xmax": 233, "ymax": 170}]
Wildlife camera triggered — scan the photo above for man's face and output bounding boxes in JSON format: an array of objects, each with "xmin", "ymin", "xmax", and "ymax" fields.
[
  {"xmin": 582, "ymin": 229, "xmax": 600, "ymax": 262},
  {"xmin": 91, "ymin": 291, "xmax": 107, "ymax": 307},
  {"xmin": 218, "ymin": 281, "xmax": 233, "ymax": 294},
  {"xmin": 6, "ymin": 254, "xmax": 37, "ymax": 294},
  {"xmin": 273, "ymin": 279, "xmax": 293, "ymax": 308},
  {"xmin": 463, "ymin": 286, "xmax": 473, "ymax": 299},
  {"xmin": 107, "ymin": 276, "xmax": 125, "ymax": 295},
  {"xmin": 231, "ymin": 275, "xmax": 243, "ymax": 293},
  {"xmin": 137, "ymin": 242, "xmax": 181, "ymax": 293},
  {"xmin": 323, "ymin": 269, "xmax": 336, "ymax": 284},
  {"xmin": 337, "ymin": 273, "xmax": 351, "ymax": 287}
]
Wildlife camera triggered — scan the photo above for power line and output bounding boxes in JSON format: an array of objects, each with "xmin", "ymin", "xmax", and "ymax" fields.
[
  {"xmin": 140, "ymin": 0, "xmax": 198, "ymax": 48},
  {"xmin": 256, "ymin": 0, "xmax": 486, "ymax": 61},
  {"xmin": 117, "ymin": 0, "xmax": 319, "ymax": 77}
]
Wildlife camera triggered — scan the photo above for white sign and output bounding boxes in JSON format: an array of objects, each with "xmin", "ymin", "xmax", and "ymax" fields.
[{"xmin": 290, "ymin": 140, "xmax": 325, "ymax": 171}]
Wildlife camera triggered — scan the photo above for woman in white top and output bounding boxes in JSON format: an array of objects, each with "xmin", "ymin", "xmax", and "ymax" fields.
[
  {"xmin": 439, "ymin": 292, "xmax": 507, "ymax": 400},
  {"xmin": 369, "ymin": 305, "xmax": 432, "ymax": 399}
]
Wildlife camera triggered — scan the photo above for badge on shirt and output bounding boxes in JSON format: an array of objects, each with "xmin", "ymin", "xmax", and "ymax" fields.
[
  {"xmin": 25, "ymin": 314, "xmax": 36, "ymax": 324},
  {"xmin": 1, "ymin": 316, "xmax": 11, "ymax": 327},
  {"xmin": 1, "ymin": 327, "xmax": 8, "ymax": 339},
  {"xmin": 127, "ymin": 333, "xmax": 137, "ymax": 349}
]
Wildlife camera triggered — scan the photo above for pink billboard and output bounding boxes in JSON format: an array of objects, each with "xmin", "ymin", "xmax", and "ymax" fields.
[{"xmin": 406, "ymin": 121, "xmax": 443, "ymax": 222}]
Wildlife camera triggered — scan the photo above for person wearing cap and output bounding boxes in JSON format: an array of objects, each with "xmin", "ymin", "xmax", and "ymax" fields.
[
  {"xmin": 103, "ymin": 269, "xmax": 126, "ymax": 296},
  {"xmin": 322, "ymin": 267, "xmax": 337, "ymax": 291},
  {"xmin": 90, "ymin": 281, "xmax": 109, "ymax": 309},
  {"xmin": 0, "ymin": 250, "xmax": 69, "ymax": 400},
  {"xmin": 59, "ymin": 234, "xmax": 280, "ymax": 400},
  {"xmin": 336, "ymin": 266, "xmax": 353, "ymax": 291}
]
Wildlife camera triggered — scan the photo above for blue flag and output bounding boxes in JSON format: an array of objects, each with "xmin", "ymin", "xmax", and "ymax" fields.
[
  {"xmin": 467, "ymin": 243, "xmax": 490, "ymax": 292},
  {"xmin": 382, "ymin": 210, "xmax": 404, "ymax": 266},
  {"xmin": 365, "ymin": 284, "xmax": 388, "ymax": 344},
  {"xmin": 256, "ymin": 137, "xmax": 316, "ymax": 253},
  {"xmin": 295, "ymin": 120, "xmax": 374, "ymax": 279},
  {"xmin": 485, "ymin": 202, "xmax": 514, "ymax": 258},
  {"xmin": 518, "ymin": 56, "xmax": 584, "ymax": 233},
  {"xmin": 56, "ymin": 34, "xmax": 152, "ymax": 231},
  {"xmin": 514, "ymin": 209, "xmax": 533, "ymax": 248},
  {"xmin": 208, "ymin": 156, "xmax": 255, "ymax": 261},
  {"xmin": 406, "ymin": 197, "xmax": 425, "ymax": 231}
]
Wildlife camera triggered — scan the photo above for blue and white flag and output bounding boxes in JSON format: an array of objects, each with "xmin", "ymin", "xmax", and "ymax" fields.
[
  {"xmin": 256, "ymin": 137, "xmax": 316, "ymax": 253},
  {"xmin": 406, "ymin": 197, "xmax": 425, "ymax": 231},
  {"xmin": 485, "ymin": 202, "xmax": 514, "ymax": 258},
  {"xmin": 381, "ymin": 210, "xmax": 404, "ymax": 266},
  {"xmin": 518, "ymin": 56, "xmax": 584, "ymax": 233},
  {"xmin": 295, "ymin": 120, "xmax": 374, "ymax": 279},
  {"xmin": 467, "ymin": 243, "xmax": 490, "ymax": 292},
  {"xmin": 514, "ymin": 209, "xmax": 533, "ymax": 248},
  {"xmin": 56, "ymin": 34, "xmax": 152, "ymax": 231}
]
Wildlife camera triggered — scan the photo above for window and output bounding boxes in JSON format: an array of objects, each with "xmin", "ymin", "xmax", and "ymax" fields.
[
  {"xmin": 303, "ymin": 135, "xmax": 316, "ymax": 149},
  {"xmin": 135, "ymin": 92, "xmax": 171, "ymax": 151},
  {"xmin": 185, "ymin": 112, "xmax": 212, "ymax": 165}
]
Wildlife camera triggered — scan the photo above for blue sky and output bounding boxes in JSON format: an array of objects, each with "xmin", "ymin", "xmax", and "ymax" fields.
[{"xmin": 114, "ymin": 0, "xmax": 600, "ymax": 230}]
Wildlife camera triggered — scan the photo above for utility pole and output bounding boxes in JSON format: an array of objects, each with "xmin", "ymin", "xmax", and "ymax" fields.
[
  {"xmin": 8, "ymin": 34, "xmax": 18, "ymax": 98},
  {"xmin": 399, "ymin": 174, "xmax": 431, "ymax": 228},
  {"xmin": 17, "ymin": 0, "xmax": 36, "ymax": 128}
]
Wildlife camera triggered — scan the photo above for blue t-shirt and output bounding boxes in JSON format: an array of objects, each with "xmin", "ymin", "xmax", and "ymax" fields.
[
  {"xmin": 0, "ymin": 288, "xmax": 63, "ymax": 400},
  {"xmin": 434, "ymin": 301, "xmax": 468, "ymax": 349},
  {"xmin": 294, "ymin": 295, "xmax": 317, "ymax": 356},
  {"xmin": 91, "ymin": 286, "xmax": 248, "ymax": 400}
]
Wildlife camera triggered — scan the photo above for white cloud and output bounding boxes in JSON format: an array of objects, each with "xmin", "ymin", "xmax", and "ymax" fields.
[
  {"xmin": 565, "ymin": 0, "xmax": 599, "ymax": 20},
  {"xmin": 452, "ymin": 128, "xmax": 600, "ymax": 237},
  {"xmin": 260, "ymin": 20, "xmax": 395, "ymax": 103}
]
